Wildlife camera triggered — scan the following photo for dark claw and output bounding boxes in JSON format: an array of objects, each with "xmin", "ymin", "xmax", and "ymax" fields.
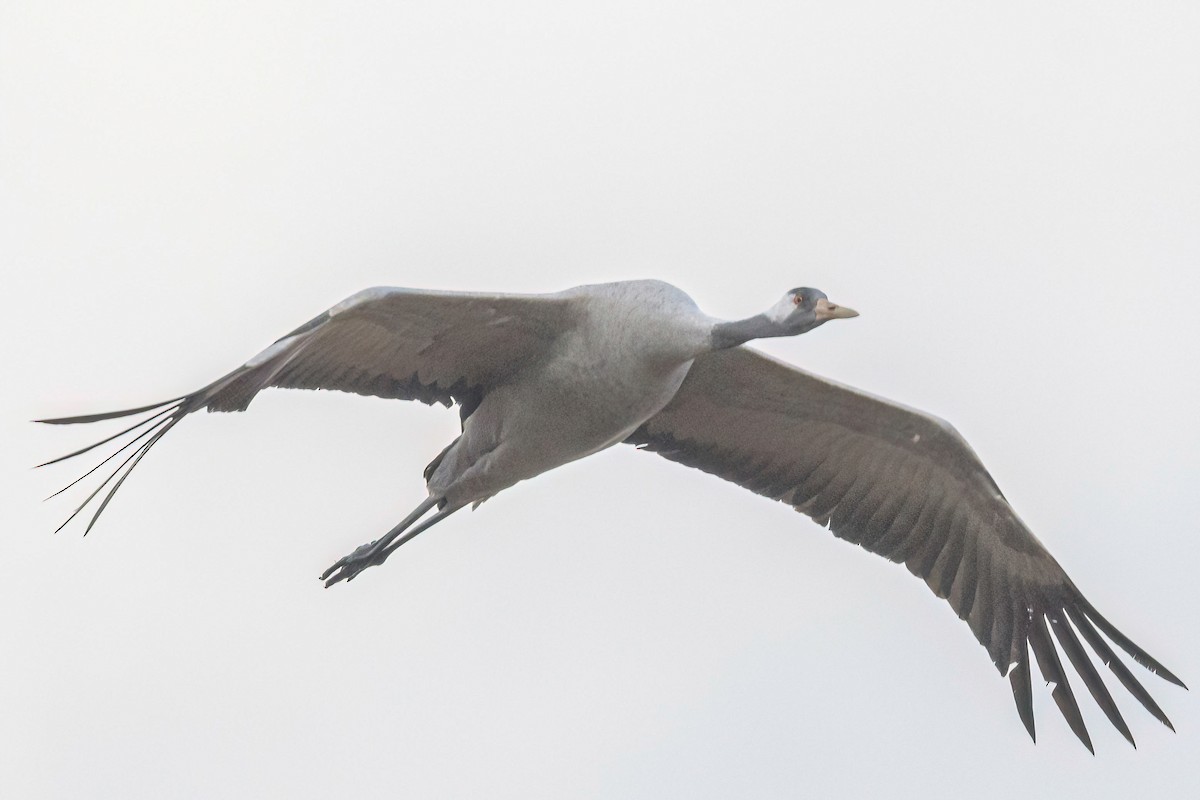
[{"xmin": 320, "ymin": 540, "xmax": 386, "ymax": 587}]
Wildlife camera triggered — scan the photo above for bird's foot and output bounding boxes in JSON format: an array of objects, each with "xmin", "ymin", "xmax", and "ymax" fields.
[{"xmin": 320, "ymin": 540, "xmax": 388, "ymax": 587}]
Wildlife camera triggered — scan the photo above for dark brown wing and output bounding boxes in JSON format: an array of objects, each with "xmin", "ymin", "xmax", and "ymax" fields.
[
  {"xmin": 38, "ymin": 287, "xmax": 580, "ymax": 532},
  {"xmin": 207, "ymin": 286, "xmax": 579, "ymax": 414},
  {"xmin": 627, "ymin": 346, "xmax": 1184, "ymax": 750}
]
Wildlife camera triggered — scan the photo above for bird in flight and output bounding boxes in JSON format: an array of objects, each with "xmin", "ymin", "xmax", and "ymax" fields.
[{"xmin": 38, "ymin": 280, "xmax": 1183, "ymax": 750}]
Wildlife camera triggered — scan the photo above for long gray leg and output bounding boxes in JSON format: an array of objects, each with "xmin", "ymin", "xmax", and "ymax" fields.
[
  {"xmin": 376, "ymin": 504, "xmax": 463, "ymax": 560},
  {"xmin": 320, "ymin": 496, "xmax": 442, "ymax": 587}
]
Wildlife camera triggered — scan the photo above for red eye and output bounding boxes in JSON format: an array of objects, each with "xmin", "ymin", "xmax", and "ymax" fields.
[{"xmin": 793, "ymin": 294, "xmax": 804, "ymax": 306}]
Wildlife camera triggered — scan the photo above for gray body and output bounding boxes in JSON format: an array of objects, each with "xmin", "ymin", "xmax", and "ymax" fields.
[
  {"xmin": 39, "ymin": 279, "xmax": 1184, "ymax": 752},
  {"xmin": 430, "ymin": 281, "xmax": 709, "ymax": 507}
]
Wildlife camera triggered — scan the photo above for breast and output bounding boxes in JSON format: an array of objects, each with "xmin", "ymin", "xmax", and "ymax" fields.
[
  {"xmin": 519, "ymin": 338, "xmax": 695, "ymax": 451},
  {"xmin": 562, "ymin": 280, "xmax": 713, "ymax": 367},
  {"xmin": 432, "ymin": 285, "xmax": 710, "ymax": 505},
  {"xmin": 476, "ymin": 311, "xmax": 699, "ymax": 471}
]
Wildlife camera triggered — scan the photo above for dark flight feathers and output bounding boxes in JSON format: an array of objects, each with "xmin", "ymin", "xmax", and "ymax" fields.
[{"xmin": 628, "ymin": 347, "xmax": 1185, "ymax": 750}]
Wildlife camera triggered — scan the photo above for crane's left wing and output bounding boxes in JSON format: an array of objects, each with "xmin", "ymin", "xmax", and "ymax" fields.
[
  {"xmin": 38, "ymin": 287, "xmax": 580, "ymax": 533},
  {"xmin": 626, "ymin": 346, "xmax": 1184, "ymax": 750}
]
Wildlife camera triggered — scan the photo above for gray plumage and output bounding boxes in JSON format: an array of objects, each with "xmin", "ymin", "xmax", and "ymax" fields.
[{"xmin": 37, "ymin": 279, "xmax": 1184, "ymax": 751}]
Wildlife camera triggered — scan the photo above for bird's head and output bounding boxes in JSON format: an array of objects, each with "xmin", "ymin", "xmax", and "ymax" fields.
[
  {"xmin": 768, "ymin": 287, "xmax": 859, "ymax": 334},
  {"xmin": 710, "ymin": 286, "xmax": 859, "ymax": 349}
]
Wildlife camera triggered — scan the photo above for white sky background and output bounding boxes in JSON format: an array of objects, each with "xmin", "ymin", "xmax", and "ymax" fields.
[{"xmin": 2, "ymin": 1, "xmax": 1198, "ymax": 797}]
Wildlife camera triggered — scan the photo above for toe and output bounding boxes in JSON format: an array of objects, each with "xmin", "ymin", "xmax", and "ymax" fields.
[
  {"xmin": 323, "ymin": 565, "xmax": 353, "ymax": 588},
  {"xmin": 319, "ymin": 558, "xmax": 345, "ymax": 582}
]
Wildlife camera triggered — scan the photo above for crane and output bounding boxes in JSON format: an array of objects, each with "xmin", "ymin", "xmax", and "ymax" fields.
[{"xmin": 37, "ymin": 279, "xmax": 1184, "ymax": 751}]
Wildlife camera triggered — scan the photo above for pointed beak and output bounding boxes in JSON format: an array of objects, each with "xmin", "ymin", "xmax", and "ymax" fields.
[{"xmin": 814, "ymin": 297, "xmax": 859, "ymax": 321}]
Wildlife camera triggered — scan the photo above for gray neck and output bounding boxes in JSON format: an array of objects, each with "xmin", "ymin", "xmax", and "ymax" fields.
[{"xmin": 710, "ymin": 314, "xmax": 786, "ymax": 350}]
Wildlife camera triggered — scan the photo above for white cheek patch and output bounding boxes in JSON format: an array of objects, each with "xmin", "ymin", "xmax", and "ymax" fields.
[{"xmin": 766, "ymin": 295, "xmax": 798, "ymax": 324}]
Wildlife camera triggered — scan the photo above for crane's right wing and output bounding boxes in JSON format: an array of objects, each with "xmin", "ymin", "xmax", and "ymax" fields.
[{"xmin": 38, "ymin": 286, "xmax": 581, "ymax": 532}]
